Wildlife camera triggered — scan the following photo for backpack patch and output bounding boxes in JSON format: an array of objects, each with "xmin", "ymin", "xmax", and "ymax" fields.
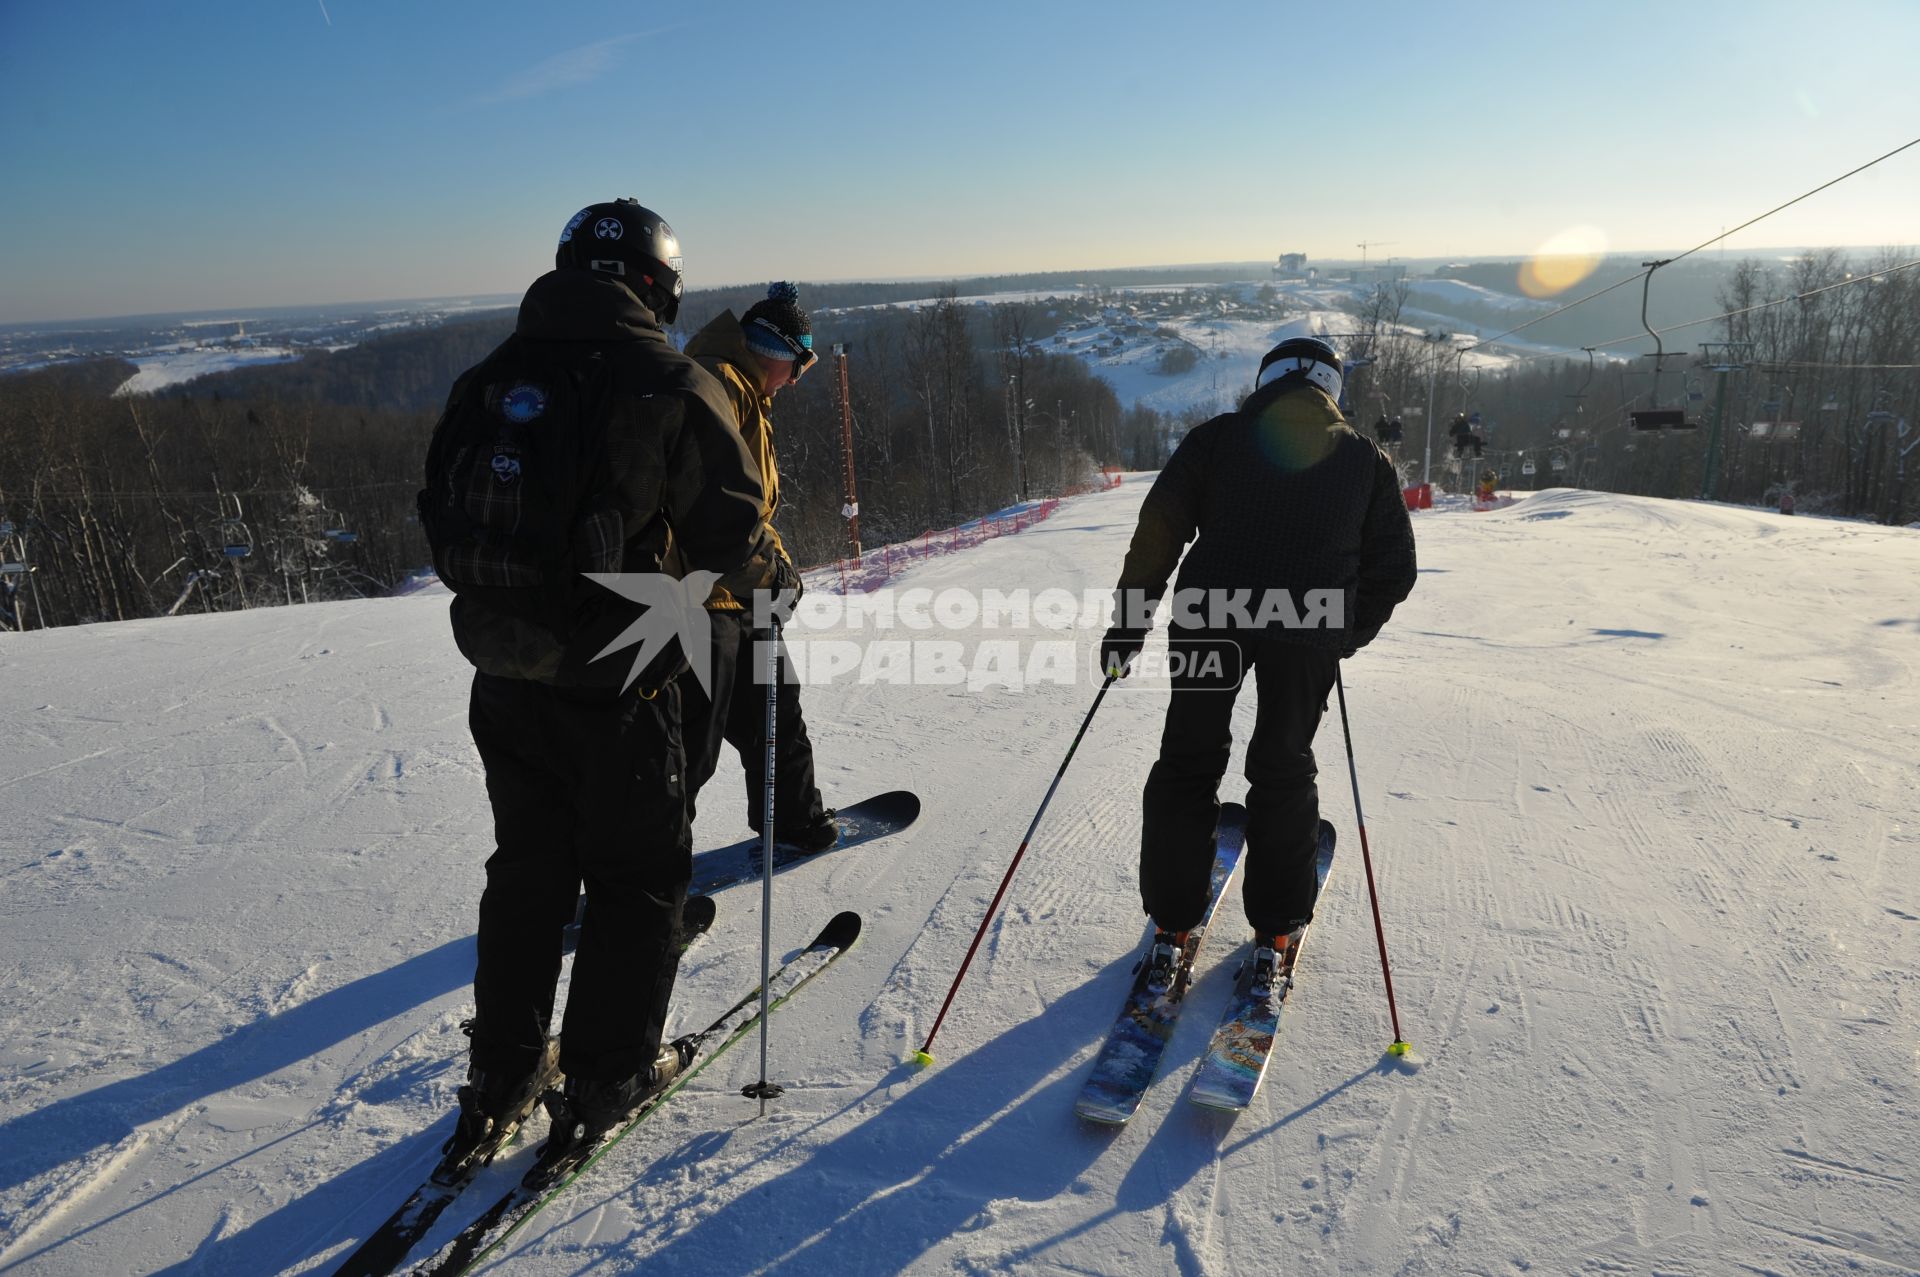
[
  {"xmin": 418, "ymin": 339, "xmax": 622, "ymax": 631},
  {"xmin": 500, "ymin": 383, "xmax": 547, "ymax": 424}
]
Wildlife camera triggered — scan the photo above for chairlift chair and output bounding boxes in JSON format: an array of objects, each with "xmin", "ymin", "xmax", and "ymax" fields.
[
  {"xmin": 1521, "ymin": 456, "xmax": 1537, "ymax": 477},
  {"xmin": 320, "ymin": 509, "xmax": 358, "ymax": 545},
  {"xmin": 1628, "ymin": 262, "xmax": 1699, "ymax": 432},
  {"xmin": 219, "ymin": 518, "xmax": 253, "ymax": 559},
  {"xmin": 1566, "ymin": 346, "xmax": 1597, "ymax": 418}
]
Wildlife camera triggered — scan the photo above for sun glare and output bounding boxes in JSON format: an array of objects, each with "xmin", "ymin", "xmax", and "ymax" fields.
[{"xmin": 1518, "ymin": 225, "xmax": 1609, "ymax": 298}]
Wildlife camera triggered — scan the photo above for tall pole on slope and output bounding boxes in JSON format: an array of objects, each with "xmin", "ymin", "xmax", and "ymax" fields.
[
  {"xmin": 834, "ymin": 343, "xmax": 862, "ymax": 563},
  {"xmin": 1422, "ymin": 330, "xmax": 1450, "ymax": 487}
]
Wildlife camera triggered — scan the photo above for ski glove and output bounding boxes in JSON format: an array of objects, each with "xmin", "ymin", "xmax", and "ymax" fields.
[
  {"xmin": 772, "ymin": 552, "xmax": 804, "ymax": 606},
  {"xmin": 1100, "ymin": 625, "xmax": 1147, "ymax": 679}
]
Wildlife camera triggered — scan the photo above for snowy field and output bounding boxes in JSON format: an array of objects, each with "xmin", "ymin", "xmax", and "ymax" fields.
[
  {"xmin": 2, "ymin": 482, "xmax": 1916, "ymax": 1275},
  {"xmin": 1054, "ymin": 314, "xmax": 1332, "ymax": 420},
  {"xmin": 114, "ymin": 347, "xmax": 304, "ymax": 396},
  {"xmin": 1044, "ymin": 300, "xmax": 1546, "ymax": 422}
]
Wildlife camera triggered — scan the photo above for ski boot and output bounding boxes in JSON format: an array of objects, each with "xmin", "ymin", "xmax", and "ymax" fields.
[
  {"xmin": 1249, "ymin": 927, "xmax": 1304, "ymax": 1000},
  {"xmin": 1142, "ymin": 929, "xmax": 1190, "ymax": 995},
  {"xmin": 774, "ymin": 809, "xmax": 841, "ymax": 856},
  {"xmin": 432, "ymin": 1032, "xmax": 561, "ymax": 1187},
  {"xmin": 529, "ymin": 1038, "xmax": 696, "ymax": 1188}
]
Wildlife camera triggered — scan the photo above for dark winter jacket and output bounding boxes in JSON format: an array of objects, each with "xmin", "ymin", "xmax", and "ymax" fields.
[
  {"xmin": 1114, "ymin": 379, "xmax": 1417, "ymax": 652},
  {"xmin": 443, "ymin": 270, "xmax": 776, "ymax": 685}
]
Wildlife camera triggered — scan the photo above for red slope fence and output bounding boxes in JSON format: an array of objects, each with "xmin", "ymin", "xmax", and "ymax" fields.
[{"xmin": 822, "ymin": 470, "xmax": 1121, "ymax": 595}]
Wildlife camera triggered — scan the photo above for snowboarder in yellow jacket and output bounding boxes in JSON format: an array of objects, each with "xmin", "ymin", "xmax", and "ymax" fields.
[{"xmin": 682, "ymin": 283, "xmax": 838, "ymax": 853}]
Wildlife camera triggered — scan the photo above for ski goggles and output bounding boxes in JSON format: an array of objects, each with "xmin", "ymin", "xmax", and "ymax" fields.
[{"xmin": 748, "ymin": 317, "xmax": 817, "ymax": 379}]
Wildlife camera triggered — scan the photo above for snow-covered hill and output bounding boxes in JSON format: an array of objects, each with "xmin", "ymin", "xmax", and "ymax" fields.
[
  {"xmin": 2, "ymin": 484, "xmax": 1916, "ymax": 1275},
  {"xmin": 833, "ymin": 275, "xmax": 1569, "ymax": 423}
]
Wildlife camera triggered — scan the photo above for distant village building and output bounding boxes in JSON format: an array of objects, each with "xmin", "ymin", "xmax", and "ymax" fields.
[{"xmin": 1336, "ymin": 264, "xmax": 1408, "ymax": 285}]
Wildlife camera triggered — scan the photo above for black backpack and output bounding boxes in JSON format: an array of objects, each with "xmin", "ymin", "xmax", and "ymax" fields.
[{"xmin": 417, "ymin": 335, "xmax": 625, "ymax": 642}]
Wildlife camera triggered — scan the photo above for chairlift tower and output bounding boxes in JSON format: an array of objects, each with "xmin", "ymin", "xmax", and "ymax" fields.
[
  {"xmin": 1697, "ymin": 340, "xmax": 1752, "ymax": 501},
  {"xmin": 1420, "ymin": 330, "xmax": 1455, "ymax": 486}
]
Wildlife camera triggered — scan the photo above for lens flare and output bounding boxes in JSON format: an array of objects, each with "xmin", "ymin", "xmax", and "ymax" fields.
[{"xmin": 1518, "ymin": 225, "xmax": 1608, "ymax": 298}]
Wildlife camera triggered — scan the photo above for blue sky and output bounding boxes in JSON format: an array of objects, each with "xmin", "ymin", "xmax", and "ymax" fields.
[{"xmin": 2, "ymin": 0, "xmax": 1917, "ymax": 323}]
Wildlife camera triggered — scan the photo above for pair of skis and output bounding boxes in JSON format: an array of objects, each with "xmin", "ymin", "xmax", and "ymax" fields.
[
  {"xmin": 330, "ymin": 910, "xmax": 860, "ymax": 1277},
  {"xmin": 331, "ymin": 790, "xmax": 916, "ymax": 1276},
  {"xmin": 328, "ymin": 894, "xmax": 717, "ymax": 1277},
  {"xmin": 1074, "ymin": 804, "xmax": 1336, "ymax": 1124}
]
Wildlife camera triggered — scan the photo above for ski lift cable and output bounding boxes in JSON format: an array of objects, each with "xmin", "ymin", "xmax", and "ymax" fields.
[
  {"xmin": 1596, "ymin": 257, "xmax": 1920, "ymax": 352},
  {"xmin": 1454, "ymin": 258, "xmax": 1920, "ymax": 375},
  {"xmin": 1754, "ymin": 360, "xmax": 1920, "ymax": 371},
  {"xmin": 1461, "ymin": 135, "xmax": 1920, "ymax": 354},
  {"xmin": 1662, "ymin": 134, "xmax": 1920, "ymax": 270}
]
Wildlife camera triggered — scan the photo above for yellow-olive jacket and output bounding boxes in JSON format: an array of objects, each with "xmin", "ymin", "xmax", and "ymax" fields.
[{"xmin": 686, "ymin": 310, "xmax": 789, "ymax": 610}]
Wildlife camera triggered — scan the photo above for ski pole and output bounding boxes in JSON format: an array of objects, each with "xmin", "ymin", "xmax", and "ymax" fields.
[
  {"xmin": 1334, "ymin": 663, "xmax": 1411, "ymax": 1057},
  {"xmin": 742, "ymin": 617, "xmax": 784, "ymax": 1113},
  {"xmin": 914, "ymin": 673, "xmax": 1117, "ymax": 1066}
]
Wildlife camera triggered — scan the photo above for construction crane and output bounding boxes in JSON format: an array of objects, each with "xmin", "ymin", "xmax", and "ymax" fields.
[{"xmin": 1356, "ymin": 240, "xmax": 1398, "ymax": 268}]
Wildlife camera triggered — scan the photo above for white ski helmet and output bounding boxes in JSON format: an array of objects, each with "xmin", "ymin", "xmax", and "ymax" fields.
[{"xmin": 1255, "ymin": 336, "xmax": 1343, "ymax": 401}]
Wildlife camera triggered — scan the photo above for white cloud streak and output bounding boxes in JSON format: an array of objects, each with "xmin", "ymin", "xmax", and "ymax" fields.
[{"xmin": 473, "ymin": 28, "xmax": 679, "ymax": 106}]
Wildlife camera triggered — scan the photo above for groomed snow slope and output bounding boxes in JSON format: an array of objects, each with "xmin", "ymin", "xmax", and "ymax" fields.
[{"xmin": 1, "ymin": 483, "xmax": 1916, "ymax": 1275}]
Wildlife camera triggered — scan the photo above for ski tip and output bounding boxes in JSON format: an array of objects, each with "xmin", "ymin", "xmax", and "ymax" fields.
[
  {"xmin": 910, "ymin": 1048, "xmax": 934, "ymax": 1069},
  {"xmin": 1074, "ymin": 1105, "xmax": 1131, "ymax": 1128},
  {"xmin": 812, "ymin": 910, "xmax": 862, "ymax": 951}
]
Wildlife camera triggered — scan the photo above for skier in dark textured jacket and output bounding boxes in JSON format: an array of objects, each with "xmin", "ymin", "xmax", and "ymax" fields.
[
  {"xmin": 433, "ymin": 200, "xmax": 781, "ymax": 1177},
  {"xmin": 1101, "ymin": 336, "xmax": 1417, "ymax": 990}
]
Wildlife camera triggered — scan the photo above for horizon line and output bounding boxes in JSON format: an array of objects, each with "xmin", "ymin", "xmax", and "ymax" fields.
[{"xmin": 9, "ymin": 240, "xmax": 1914, "ymax": 330}]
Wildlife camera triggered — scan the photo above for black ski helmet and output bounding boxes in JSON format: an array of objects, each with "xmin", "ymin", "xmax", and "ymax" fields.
[
  {"xmin": 555, "ymin": 199, "xmax": 685, "ymax": 323},
  {"xmin": 1255, "ymin": 335, "xmax": 1343, "ymax": 400}
]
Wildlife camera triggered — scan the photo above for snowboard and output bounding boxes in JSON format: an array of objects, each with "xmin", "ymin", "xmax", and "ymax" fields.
[{"xmin": 689, "ymin": 788, "xmax": 919, "ymax": 895}]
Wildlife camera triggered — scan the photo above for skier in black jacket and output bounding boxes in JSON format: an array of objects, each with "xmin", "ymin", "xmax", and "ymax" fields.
[
  {"xmin": 1101, "ymin": 336, "xmax": 1417, "ymax": 988},
  {"xmin": 427, "ymin": 200, "xmax": 780, "ymax": 1176}
]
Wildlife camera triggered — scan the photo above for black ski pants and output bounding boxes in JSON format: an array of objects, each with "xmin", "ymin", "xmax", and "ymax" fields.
[
  {"xmin": 683, "ymin": 610, "xmax": 825, "ymax": 836},
  {"xmin": 467, "ymin": 672, "xmax": 690, "ymax": 1085},
  {"xmin": 1140, "ymin": 630, "xmax": 1339, "ymax": 937}
]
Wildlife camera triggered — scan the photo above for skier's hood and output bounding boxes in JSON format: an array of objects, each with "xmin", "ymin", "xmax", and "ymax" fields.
[
  {"xmin": 515, "ymin": 270, "xmax": 670, "ymax": 345},
  {"xmin": 1237, "ymin": 379, "xmax": 1348, "ymax": 472}
]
